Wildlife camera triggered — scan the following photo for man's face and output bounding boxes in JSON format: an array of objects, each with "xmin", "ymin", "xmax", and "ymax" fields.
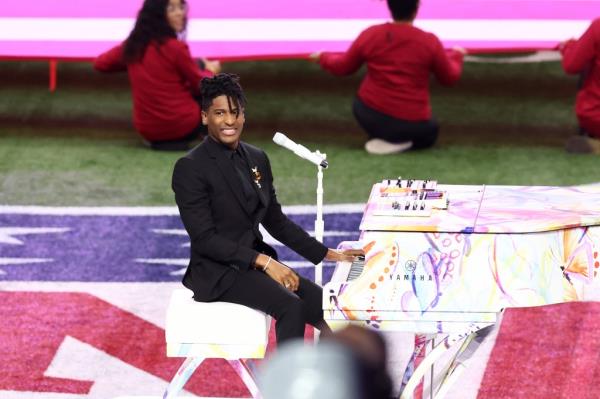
[{"xmin": 202, "ymin": 95, "xmax": 245, "ymax": 150}]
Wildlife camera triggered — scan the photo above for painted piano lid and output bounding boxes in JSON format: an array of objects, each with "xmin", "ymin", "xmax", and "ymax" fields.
[{"xmin": 359, "ymin": 182, "xmax": 600, "ymax": 233}]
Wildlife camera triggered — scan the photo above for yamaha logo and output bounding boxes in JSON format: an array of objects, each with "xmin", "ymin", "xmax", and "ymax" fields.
[
  {"xmin": 388, "ymin": 259, "xmax": 434, "ymax": 282},
  {"xmin": 405, "ymin": 260, "xmax": 417, "ymax": 272}
]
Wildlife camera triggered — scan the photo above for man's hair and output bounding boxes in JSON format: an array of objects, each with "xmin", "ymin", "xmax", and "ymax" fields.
[
  {"xmin": 200, "ymin": 73, "xmax": 247, "ymax": 112},
  {"xmin": 123, "ymin": 0, "xmax": 187, "ymax": 63},
  {"xmin": 386, "ymin": 0, "xmax": 419, "ymax": 21}
]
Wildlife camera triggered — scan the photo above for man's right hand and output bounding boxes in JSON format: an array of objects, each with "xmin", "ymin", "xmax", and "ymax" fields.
[{"xmin": 256, "ymin": 254, "xmax": 299, "ymax": 291}]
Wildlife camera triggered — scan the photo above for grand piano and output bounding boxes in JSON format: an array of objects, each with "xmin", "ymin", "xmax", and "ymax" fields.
[{"xmin": 323, "ymin": 180, "xmax": 600, "ymax": 398}]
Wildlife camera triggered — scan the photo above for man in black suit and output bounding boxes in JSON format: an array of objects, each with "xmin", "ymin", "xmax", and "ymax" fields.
[{"xmin": 172, "ymin": 73, "xmax": 356, "ymax": 343}]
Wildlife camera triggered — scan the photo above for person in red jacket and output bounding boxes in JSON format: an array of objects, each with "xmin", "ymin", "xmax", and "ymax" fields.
[
  {"xmin": 94, "ymin": 0, "xmax": 220, "ymax": 151},
  {"xmin": 561, "ymin": 18, "xmax": 600, "ymax": 154},
  {"xmin": 311, "ymin": 0, "xmax": 464, "ymax": 155}
]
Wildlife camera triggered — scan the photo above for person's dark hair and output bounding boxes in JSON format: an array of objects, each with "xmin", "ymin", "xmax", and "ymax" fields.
[
  {"xmin": 321, "ymin": 325, "xmax": 393, "ymax": 399},
  {"xmin": 386, "ymin": 0, "xmax": 419, "ymax": 21},
  {"xmin": 200, "ymin": 73, "xmax": 247, "ymax": 112},
  {"xmin": 123, "ymin": 0, "xmax": 186, "ymax": 63}
]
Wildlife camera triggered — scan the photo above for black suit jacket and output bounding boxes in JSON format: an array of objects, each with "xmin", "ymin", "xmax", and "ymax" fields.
[{"xmin": 172, "ymin": 137, "xmax": 328, "ymax": 301}]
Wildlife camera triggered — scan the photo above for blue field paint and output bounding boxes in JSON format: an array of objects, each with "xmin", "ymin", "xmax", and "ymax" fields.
[{"xmin": 0, "ymin": 209, "xmax": 362, "ymax": 284}]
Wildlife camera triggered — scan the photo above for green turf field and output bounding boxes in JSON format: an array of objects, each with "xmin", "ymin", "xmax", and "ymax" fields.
[{"xmin": 0, "ymin": 58, "xmax": 597, "ymax": 206}]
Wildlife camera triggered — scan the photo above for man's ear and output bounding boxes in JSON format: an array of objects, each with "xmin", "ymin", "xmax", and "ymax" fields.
[{"xmin": 201, "ymin": 111, "xmax": 208, "ymax": 125}]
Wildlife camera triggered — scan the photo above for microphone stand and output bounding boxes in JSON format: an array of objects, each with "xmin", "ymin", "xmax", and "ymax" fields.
[
  {"xmin": 314, "ymin": 150, "xmax": 326, "ymax": 287},
  {"xmin": 314, "ymin": 151, "xmax": 326, "ymax": 343}
]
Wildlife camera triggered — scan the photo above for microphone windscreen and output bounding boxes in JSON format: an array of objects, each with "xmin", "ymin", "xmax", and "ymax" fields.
[{"xmin": 273, "ymin": 132, "xmax": 287, "ymax": 146}]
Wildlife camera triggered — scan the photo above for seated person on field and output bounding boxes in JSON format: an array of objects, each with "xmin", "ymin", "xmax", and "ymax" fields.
[
  {"xmin": 311, "ymin": 0, "xmax": 465, "ymax": 155},
  {"xmin": 94, "ymin": 0, "xmax": 220, "ymax": 151},
  {"xmin": 561, "ymin": 18, "xmax": 600, "ymax": 154},
  {"xmin": 171, "ymin": 73, "xmax": 360, "ymax": 344}
]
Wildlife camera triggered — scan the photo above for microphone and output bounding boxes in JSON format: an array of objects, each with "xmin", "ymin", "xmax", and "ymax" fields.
[{"xmin": 273, "ymin": 132, "xmax": 328, "ymax": 169}]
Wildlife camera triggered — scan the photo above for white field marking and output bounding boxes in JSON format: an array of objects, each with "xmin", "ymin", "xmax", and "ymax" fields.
[
  {"xmin": 45, "ymin": 336, "xmax": 199, "ymax": 398},
  {"xmin": 150, "ymin": 229, "xmax": 191, "ymax": 247},
  {"xmin": 0, "ymin": 203, "xmax": 365, "ymax": 215},
  {"xmin": 151, "ymin": 229, "xmax": 187, "ymax": 235},
  {"xmin": 0, "ymin": 258, "xmax": 53, "ymax": 265},
  {"xmin": 134, "ymin": 259, "xmax": 189, "ymax": 266},
  {"xmin": 0, "ymin": 227, "xmax": 70, "ymax": 274},
  {"xmin": 0, "ymin": 258, "xmax": 54, "ymax": 275},
  {"xmin": 134, "ymin": 258, "xmax": 188, "ymax": 275},
  {"xmin": 0, "ymin": 227, "xmax": 70, "ymax": 245},
  {"xmin": 0, "ymin": 18, "xmax": 590, "ymax": 42}
]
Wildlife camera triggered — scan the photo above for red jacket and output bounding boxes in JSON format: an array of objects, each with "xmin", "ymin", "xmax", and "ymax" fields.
[
  {"xmin": 561, "ymin": 18, "xmax": 600, "ymax": 136},
  {"xmin": 94, "ymin": 38, "xmax": 213, "ymax": 141},
  {"xmin": 319, "ymin": 23, "xmax": 463, "ymax": 121}
]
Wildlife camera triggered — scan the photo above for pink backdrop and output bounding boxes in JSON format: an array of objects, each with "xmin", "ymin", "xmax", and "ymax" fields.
[{"xmin": 0, "ymin": 0, "xmax": 597, "ymax": 60}]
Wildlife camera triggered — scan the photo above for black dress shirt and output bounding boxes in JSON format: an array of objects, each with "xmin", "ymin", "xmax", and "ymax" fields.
[{"xmin": 231, "ymin": 146, "xmax": 260, "ymax": 215}]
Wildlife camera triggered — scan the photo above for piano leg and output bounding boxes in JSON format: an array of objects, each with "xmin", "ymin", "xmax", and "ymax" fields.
[
  {"xmin": 433, "ymin": 334, "xmax": 476, "ymax": 399},
  {"xmin": 434, "ymin": 325, "xmax": 495, "ymax": 399},
  {"xmin": 399, "ymin": 334, "xmax": 430, "ymax": 398},
  {"xmin": 399, "ymin": 323, "xmax": 491, "ymax": 399}
]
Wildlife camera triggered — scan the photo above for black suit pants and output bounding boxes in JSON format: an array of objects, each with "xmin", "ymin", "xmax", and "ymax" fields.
[{"xmin": 217, "ymin": 269, "xmax": 330, "ymax": 344}]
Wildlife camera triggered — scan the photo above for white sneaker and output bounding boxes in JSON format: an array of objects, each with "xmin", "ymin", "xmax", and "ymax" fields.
[{"xmin": 364, "ymin": 139, "xmax": 413, "ymax": 155}]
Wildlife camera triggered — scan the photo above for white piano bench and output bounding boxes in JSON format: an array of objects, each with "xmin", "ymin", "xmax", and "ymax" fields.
[{"xmin": 163, "ymin": 289, "xmax": 271, "ymax": 399}]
